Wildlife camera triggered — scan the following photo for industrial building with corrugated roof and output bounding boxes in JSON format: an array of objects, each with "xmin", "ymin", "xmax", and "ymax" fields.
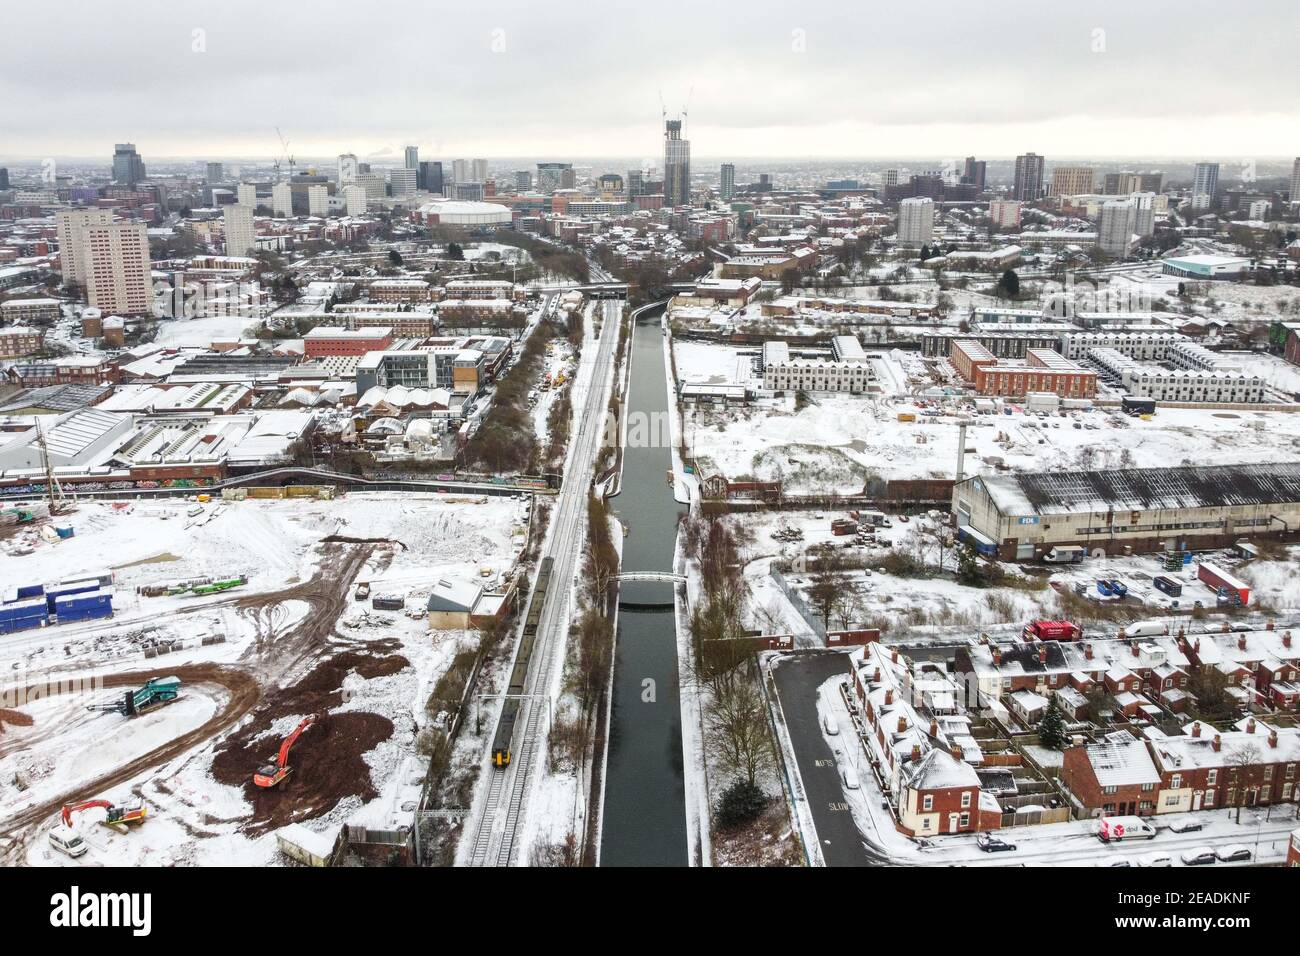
[{"xmin": 952, "ymin": 461, "xmax": 1300, "ymax": 560}]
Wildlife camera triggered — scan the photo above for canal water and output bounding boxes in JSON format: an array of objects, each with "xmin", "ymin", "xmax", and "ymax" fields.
[{"xmin": 600, "ymin": 304, "xmax": 689, "ymax": 866}]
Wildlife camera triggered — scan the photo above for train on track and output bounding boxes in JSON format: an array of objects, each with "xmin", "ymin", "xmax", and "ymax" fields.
[{"xmin": 490, "ymin": 556, "xmax": 554, "ymax": 768}]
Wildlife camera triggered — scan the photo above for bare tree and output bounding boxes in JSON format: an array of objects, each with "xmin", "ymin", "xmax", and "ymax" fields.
[{"xmin": 706, "ymin": 673, "xmax": 775, "ymax": 787}]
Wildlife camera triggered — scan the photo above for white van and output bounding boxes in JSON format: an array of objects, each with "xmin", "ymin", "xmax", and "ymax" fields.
[
  {"xmin": 823, "ymin": 712, "xmax": 839, "ymax": 736},
  {"xmin": 48, "ymin": 825, "xmax": 88, "ymax": 858},
  {"xmin": 1097, "ymin": 816, "xmax": 1157, "ymax": 843},
  {"xmin": 1119, "ymin": 620, "xmax": 1168, "ymax": 639}
]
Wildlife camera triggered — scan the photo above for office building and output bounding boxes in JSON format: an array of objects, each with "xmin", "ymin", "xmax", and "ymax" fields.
[
  {"xmin": 419, "ymin": 161, "xmax": 444, "ymax": 194},
  {"xmin": 338, "ymin": 153, "xmax": 360, "ymax": 183},
  {"xmin": 536, "ymin": 162, "xmax": 573, "ymax": 194},
  {"xmin": 720, "ymin": 163, "xmax": 735, "ymax": 201},
  {"xmin": 514, "ymin": 170, "xmax": 532, "ymax": 191},
  {"xmin": 55, "ymin": 208, "xmax": 114, "ymax": 285},
  {"xmin": 1013, "ymin": 153, "xmax": 1045, "ymax": 202},
  {"xmin": 236, "ymin": 182, "xmax": 257, "ymax": 208},
  {"xmin": 206, "ymin": 162, "xmax": 224, "ymax": 184},
  {"xmin": 626, "ymin": 168, "xmax": 644, "ymax": 198},
  {"xmin": 1192, "ymin": 162, "xmax": 1220, "ymax": 210},
  {"xmin": 1290, "ymin": 158, "xmax": 1300, "ymax": 205},
  {"xmin": 389, "ymin": 168, "xmax": 418, "ymax": 197},
  {"xmin": 1050, "ymin": 166, "xmax": 1095, "ymax": 197},
  {"xmin": 112, "ymin": 143, "xmax": 146, "ymax": 186},
  {"xmin": 663, "ymin": 118, "xmax": 691, "ymax": 207},
  {"xmin": 404, "ymin": 146, "xmax": 419, "ymax": 170},
  {"xmin": 223, "ymin": 204, "xmax": 256, "ymax": 257},
  {"xmin": 83, "ymin": 220, "xmax": 152, "ymax": 315},
  {"xmin": 896, "ymin": 197, "xmax": 935, "ymax": 246},
  {"xmin": 962, "ymin": 157, "xmax": 987, "ymax": 191}
]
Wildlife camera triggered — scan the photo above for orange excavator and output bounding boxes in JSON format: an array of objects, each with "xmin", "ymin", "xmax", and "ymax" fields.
[
  {"xmin": 61, "ymin": 799, "xmax": 147, "ymax": 833},
  {"xmin": 253, "ymin": 716, "xmax": 316, "ymax": 788}
]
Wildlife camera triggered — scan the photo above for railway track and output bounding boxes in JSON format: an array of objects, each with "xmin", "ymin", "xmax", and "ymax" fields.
[{"xmin": 467, "ymin": 300, "xmax": 621, "ymax": 866}]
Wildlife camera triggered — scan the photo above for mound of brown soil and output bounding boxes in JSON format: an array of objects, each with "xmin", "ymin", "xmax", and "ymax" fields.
[
  {"xmin": 214, "ymin": 711, "xmax": 394, "ymax": 834},
  {"xmin": 0, "ymin": 708, "xmax": 34, "ymax": 734},
  {"xmin": 210, "ymin": 648, "xmax": 408, "ymax": 833}
]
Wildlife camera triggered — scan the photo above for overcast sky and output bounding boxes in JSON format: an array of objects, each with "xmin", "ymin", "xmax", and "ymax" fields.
[{"xmin": 3, "ymin": 0, "xmax": 1297, "ymax": 162}]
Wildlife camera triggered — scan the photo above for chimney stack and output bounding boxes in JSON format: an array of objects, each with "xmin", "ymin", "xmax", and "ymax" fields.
[
  {"xmin": 910, "ymin": 744, "xmax": 921, "ymax": 762},
  {"xmin": 885, "ymin": 689, "xmax": 893, "ymax": 706},
  {"xmin": 1246, "ymin": 717, "xmax": 1256, "ymax": 734},
  {"xmin": 1132, "ymin": 643, "xmax": 1140, "ymax": 657},
  {"xmin": 1269, "ymin": 731, "xmax": 1279, "ymax": 749},
  {"xmin": 1191, "ymin": 721, "xmax": 1201, "ymax": 738},
  {"xmin": 1238, "ymin": 634, "xmax": 1247, "ymax": 650},
  {"xmin": 992, "ymin": 646, "xmax": 1002, "ymax": 666},
  {"xmin": 897, "ymin": 715, "xmax": 908, "ymax": 734},
  {"xmin": 1267, "ymin": 620, "xmax": 1275, "ymax": 632},
  {"xmin": 1038, "ymin": 645, "xmax": 1047, "ymax": 663},
  {"xmin": 1284, "ymin": 632, "xmax": 1292, "ymax": 648},
  {"xmin": 1085, "ymin": 643, "xmax": 1094, "ymax": 660},
  {"xmin": 1212, "ymin": 734, "xmax": 1222, "ymax": 752},
  {"xmin": 929, "ymin": 720, "xmax": 939, "ymax": 738}
]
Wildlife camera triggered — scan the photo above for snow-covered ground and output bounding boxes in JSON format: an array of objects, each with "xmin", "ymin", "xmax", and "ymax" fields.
[
  {"xmin": 1, "ymin": 492, "xmax": 526, "ymax": 867},
  {"xmin": 152, "ymin": 316, "xmax": 258, "ymax": 347},
  {"xmin": 675, "ymin": 340, "xmax": 1300, "ymax": 492}
]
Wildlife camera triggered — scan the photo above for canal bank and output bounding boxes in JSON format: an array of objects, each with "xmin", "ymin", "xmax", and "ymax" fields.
[{"xmin": 599, "ymin": 302, "xmax": 689, "ymax": 866}]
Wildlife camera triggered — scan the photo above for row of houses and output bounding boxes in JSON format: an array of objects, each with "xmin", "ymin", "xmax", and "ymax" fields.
[{"xmin": 1062, "ymin": 719, "xmax": 1300, "ymax": 818}]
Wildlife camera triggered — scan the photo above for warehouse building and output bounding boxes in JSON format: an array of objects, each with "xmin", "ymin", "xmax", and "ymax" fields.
[{"xmin": 952, "ymin": 461, "xmax": 1300, "ymax": 560}]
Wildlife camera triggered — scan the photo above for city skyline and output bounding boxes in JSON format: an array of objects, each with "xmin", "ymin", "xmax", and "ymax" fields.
[{"xmin": 3, "ymin": 1, "xmax": 1297, "ymax": 160}]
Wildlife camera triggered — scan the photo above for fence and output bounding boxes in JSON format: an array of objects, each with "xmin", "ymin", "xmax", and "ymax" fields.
[{"xmin": 768, "ymin": 565, "xmax": 825, "ymax": 640}]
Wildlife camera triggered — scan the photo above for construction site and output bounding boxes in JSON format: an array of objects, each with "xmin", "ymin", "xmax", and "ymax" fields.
[{"xmin": 0, "ymin": 486, "xmax": 529, "ymax": 866}]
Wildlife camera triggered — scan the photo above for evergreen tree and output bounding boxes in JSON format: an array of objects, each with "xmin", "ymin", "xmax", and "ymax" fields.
[{"xmin": 1038, "ymin": 695, "xmax": 1068, "ymax": 750}]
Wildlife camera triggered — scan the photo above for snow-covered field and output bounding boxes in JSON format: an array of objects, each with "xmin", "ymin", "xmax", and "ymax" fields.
[
  {"xmin": 152, "ymin": 315, "xmax": 258, "ymax": 347},
  {"xmin": 673, "ymin": 340, "xmax": 1300, "ymax": 492},
  {"xmin": 0, "ymin": 492, "xmax": 526, "ymax": 867}
]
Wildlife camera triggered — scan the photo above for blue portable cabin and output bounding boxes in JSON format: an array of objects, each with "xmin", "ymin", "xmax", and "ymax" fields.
[
  {"xmin": 52, "ymin": 589, "xmax": 113, "ymax": 623},
  {"xmin": 3, "ymin": 584, "xmax": 45, "ymax": 604},
  {"xmin": 43, "ymin": 580, "xmax": 101, "ymax": 613},
  {"xmin": 0, "ymin": 596, "xmax": 50, "ymax": 634}
]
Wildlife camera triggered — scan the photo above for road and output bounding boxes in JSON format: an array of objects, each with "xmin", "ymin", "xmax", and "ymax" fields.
[
  {"xmin": 770, "ymin": 652, "xmax": 882, "ymax": 865},
  {"xmin": 465, "ymin": 297, "xmax": 622, "ymax": 866}
]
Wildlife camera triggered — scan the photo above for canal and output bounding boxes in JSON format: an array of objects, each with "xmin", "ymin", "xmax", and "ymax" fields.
[{"xmin": 600, "ymin": 303, "xmax": 689, "ymax": 866}]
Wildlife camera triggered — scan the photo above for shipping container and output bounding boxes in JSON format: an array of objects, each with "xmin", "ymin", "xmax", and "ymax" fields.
[
  {"xmin": 372, "ymin": 595, "xmax": 405, "ymax": 611},
  {"xmin": 1197, "ymin": 562, "xmax": 1249, "ymax": 606},
  {"xmin": 1153, "ymin": 575, "xmax": 1182, "ymax": 597}
]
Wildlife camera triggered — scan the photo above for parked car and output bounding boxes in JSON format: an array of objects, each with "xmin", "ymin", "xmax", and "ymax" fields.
[
  {"xmin": 1140, "ymin": 852, "xmax": 1173, "ymax": 867},
  {"xmin": 1167, "ymin": 818, "xmax": 1204, "ymax": 834},
  {"xmin": 1180, "ymin": 847, "xmax": 1217, "ymax": 866},
  {"xmin": 823, "ymin": 712, "xmax": 839, "ymax": 736},
  {"xmin": 976, "ymin": 832, "xmax": 1017, "ymax": 852},
  {"xmin": 841, "ymin": 768, "xmax": 860, "ymax": 790},
  {"xmin": 1215, "ymin": 845, "xmax": 1252, "ymax": 863}
]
